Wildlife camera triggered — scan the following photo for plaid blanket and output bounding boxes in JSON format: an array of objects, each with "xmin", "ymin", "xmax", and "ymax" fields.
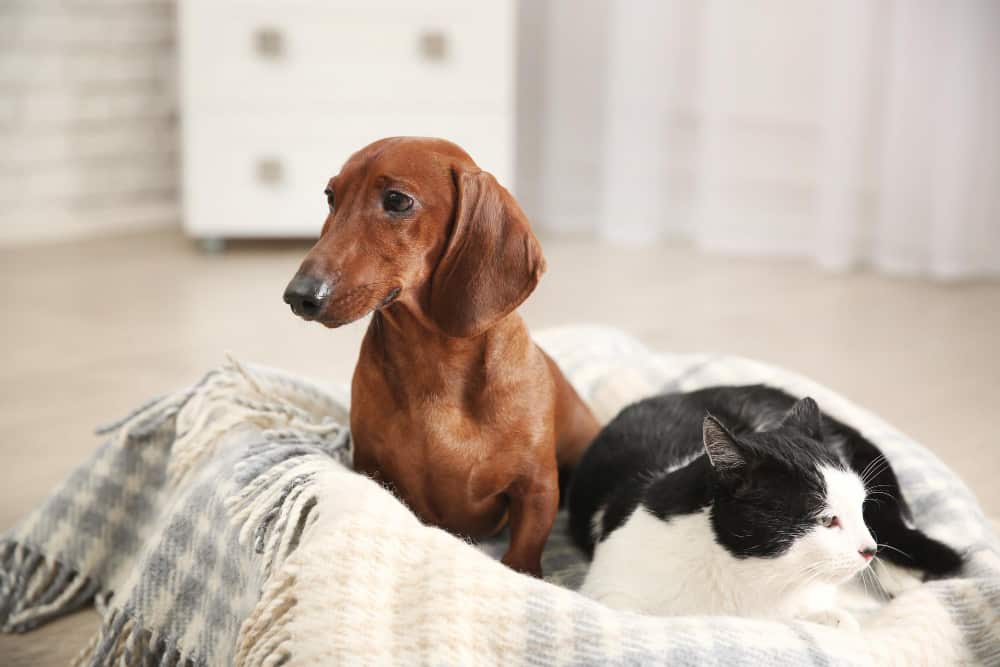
[{"xmin": 1, "ymin": 326, "xmax": 998, "ymax": 665}]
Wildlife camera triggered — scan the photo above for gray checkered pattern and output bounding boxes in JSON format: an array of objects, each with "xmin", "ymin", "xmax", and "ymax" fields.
[
  {"xmin": 2, "ymin": 326, "xmax": 999, "ymax": 665},
  {"xmin": 1, "ymin": 364, "xmax": 351, "ymax": 665}
]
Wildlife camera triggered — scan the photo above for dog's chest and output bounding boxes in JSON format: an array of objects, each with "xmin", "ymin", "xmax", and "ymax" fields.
[{"xmin": 354, "ymin": 392, "xmax": 537, "ymax": 538}]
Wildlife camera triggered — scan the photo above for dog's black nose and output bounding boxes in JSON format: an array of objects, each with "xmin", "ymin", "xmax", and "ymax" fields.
[{"xmin": 283, "ymin": 274, "xmax": 330, "ymax": 320}]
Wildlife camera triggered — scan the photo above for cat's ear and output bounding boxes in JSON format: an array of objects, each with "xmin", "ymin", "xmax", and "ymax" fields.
[
  {"xmin": 703, "ymin": 415, "xmax": 745, "ymax": 473},
  {"xmin": 782, "ymin": 397, "xmax": 823, "ymax": 440}
]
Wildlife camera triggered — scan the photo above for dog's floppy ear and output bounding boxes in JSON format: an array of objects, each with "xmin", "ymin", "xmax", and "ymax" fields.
[{"xmin": 429, "ymin": 168, "xmax": 545, "ymax": 338}]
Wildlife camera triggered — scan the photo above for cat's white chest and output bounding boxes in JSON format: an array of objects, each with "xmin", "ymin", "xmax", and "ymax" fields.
[{"xmin": 580, "ymin": 507, "xmax": 837, "ymax": 620}]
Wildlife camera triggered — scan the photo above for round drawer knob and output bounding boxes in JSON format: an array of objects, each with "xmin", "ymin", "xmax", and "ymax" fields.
[
  {"xmin": 418, "ymin": 30, "xmax": 448, "ymax": 63},
  {"xmin": 254, "ymin": 27, "xmax": 285, "ymax": 60},
  {"xmin": 256, "ymin": 158, "xmax": 284, "ymax": 185}
]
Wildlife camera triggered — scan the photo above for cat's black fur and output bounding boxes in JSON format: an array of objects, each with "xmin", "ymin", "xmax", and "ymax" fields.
[{"xmin": 568, "ymin": 384, "xmax": 962, "ymax": 576}]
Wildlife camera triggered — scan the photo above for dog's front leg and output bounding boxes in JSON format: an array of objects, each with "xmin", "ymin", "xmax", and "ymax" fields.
[{"xmin": 501, "ymin": 466, "xmax": 559, "ymax": 578}]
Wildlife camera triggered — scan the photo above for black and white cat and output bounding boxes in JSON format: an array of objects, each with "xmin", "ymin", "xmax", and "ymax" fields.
[{"xmin": 569, "ymin": 385, "xmax": 961, "ymax": 627}]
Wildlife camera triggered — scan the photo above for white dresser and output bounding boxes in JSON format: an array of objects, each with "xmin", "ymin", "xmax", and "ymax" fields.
[{"xmin": 178, "ymin": 1, "xmax": 514, "ymax": 246}]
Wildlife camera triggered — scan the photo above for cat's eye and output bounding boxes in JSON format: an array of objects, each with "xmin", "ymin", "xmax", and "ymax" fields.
[
  {"xmin": 383, "ymin": 190, "xmax": 414, "ymax": 214},
  {"xmin": 324, "ymin": 188, "xmax": 335, "ymax": 212},
  {"xmin": 819, "ymin": 515, "xmax": 840, "ymax": 528}
]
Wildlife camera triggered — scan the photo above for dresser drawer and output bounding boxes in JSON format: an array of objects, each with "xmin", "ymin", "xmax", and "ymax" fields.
[
  {"xmin": 182, "ymin": 111, "xmax": 513, "ymax": 237},
  {"xmin": 180, "ymin": 2, "xmax": 512, "ymax": 113}
]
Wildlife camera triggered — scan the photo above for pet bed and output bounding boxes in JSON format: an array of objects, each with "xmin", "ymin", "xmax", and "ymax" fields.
[{"xmin": 1, "ymin": 326, "xmax": 998, "ymax": 665}]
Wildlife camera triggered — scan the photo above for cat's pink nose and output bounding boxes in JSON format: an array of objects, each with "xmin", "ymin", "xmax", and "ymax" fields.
[{"xmin": 859, "ymin": 547, "xmax": 876, "ymax": 560}]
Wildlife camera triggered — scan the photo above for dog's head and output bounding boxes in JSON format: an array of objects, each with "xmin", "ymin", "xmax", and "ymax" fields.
[{"xmin": 283, "ymin": 137, "xmax": 545, "ymax": 337}]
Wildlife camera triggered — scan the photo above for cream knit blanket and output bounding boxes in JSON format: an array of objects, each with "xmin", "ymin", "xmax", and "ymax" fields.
[{"xmin": 2, "ymin": 326, "xmax": 998, "ymax": 666}]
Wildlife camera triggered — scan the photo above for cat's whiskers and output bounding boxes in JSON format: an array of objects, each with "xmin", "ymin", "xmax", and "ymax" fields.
[
  {"xmin": 865, "ymin": 483, "xmax": 897, "ymax": 501},
  {"xmin": 859, "ymin": 566, "xmax": 875, "ymax": 598},
  {"xmin": 791, "ymin": 561, "xmax": 835, "ymax": 592},
  {"xmin": 865, "ymin": 557, "xmax": 890, "ymax": 597},
  {"xmin": 867, "ymin": 492, "xmax": 896, "ymax": 505},
  {"xmin": 859, "ymin": 455, "xmax": 889, "ymax": 485},
  {"xmin": 858, "ymin": 457, "xmax": 880, "ymax": 483},
  {"xmin": 877, "ymin": 542, "xmax": 913, "ymax": 560}
]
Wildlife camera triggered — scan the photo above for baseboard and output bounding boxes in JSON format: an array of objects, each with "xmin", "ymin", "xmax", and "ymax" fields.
[{"xmin": 0, "ymin": 204, "xmax": 180, "ymax": 247}]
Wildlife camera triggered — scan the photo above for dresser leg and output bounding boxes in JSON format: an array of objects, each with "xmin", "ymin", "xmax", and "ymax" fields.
[{"xmin": 197, "ymin": 237, "xmax": 226, "ymax": 254}]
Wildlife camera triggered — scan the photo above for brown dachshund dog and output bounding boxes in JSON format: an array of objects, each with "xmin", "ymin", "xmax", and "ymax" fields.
[{"xmin": 283, "ymin": 137, "xmax": 599, "ymax": 576}]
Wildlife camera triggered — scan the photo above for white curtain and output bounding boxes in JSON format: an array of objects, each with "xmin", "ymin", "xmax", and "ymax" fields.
[{"xmin": 516, "ymin": 0, "xmax": 1000, "ymax": 279}]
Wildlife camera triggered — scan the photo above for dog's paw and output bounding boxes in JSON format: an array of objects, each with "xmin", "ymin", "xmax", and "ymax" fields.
[
  {"xmin": 806, "ymin": 607, "xmax": 861, "ymax": 631},
  {"xmin": 501, "ymin": 552, "xmax": 542, "ymax": 578}
]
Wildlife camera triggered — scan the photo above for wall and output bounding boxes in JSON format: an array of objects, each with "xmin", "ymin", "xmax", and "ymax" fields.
[{"xmin": 0, "ymin": 0, "xmax": 179, "ymax": 245}]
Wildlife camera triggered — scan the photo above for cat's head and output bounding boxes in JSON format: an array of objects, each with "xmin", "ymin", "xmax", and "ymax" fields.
[{"xmin": 704, "ymin": 397, "xmax": 877, "ymax": 584}]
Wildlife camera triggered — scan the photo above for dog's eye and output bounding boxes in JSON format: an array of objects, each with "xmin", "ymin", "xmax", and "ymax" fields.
[
  {"xmin": 383, "ymin": 190, "xmax": 413, "ymax": 214},
  {"xmin": 819, "ymin": 515, "xmax": 840, "ymax": 528},
  {"xmin": 324, "ymin": 188, "xmax": 335, "ymax": 212}
]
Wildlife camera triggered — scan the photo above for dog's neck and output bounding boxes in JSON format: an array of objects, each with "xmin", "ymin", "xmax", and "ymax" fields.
[{"xmin": 364, "ymin": 301, "xmax": 532, "ymax": 399}]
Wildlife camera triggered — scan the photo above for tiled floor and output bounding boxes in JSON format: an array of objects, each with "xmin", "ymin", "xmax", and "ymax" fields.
[{"xmin": 1, "ymin": 229, "xmax": 998, "ymax": 664}]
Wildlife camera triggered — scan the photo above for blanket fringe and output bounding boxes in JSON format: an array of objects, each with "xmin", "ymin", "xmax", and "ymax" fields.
[
  {"xmin": 233, "ymin": 568, "xmax": 297, "ymax": 667},
  {"xmin": 94, "ymin": 368, "xmax": 225, "ymax": 440},
  {"xmin": 2, "ymin": 355, "xmax": 349, "ymax": 661},
  {"xmin": 0, "ymin": 540, "xmax": 100, "ymax": 632},
  {"xmin": 227, "ymin": 450, "xmax": 328, "ymax": 579},
  {"xmin": 75, "ymin": 607, "xmax": 196, "ymax": 667},
  {"xmin": 168, "ymin": 360, "xmax": 344, "ymax": 489}
]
